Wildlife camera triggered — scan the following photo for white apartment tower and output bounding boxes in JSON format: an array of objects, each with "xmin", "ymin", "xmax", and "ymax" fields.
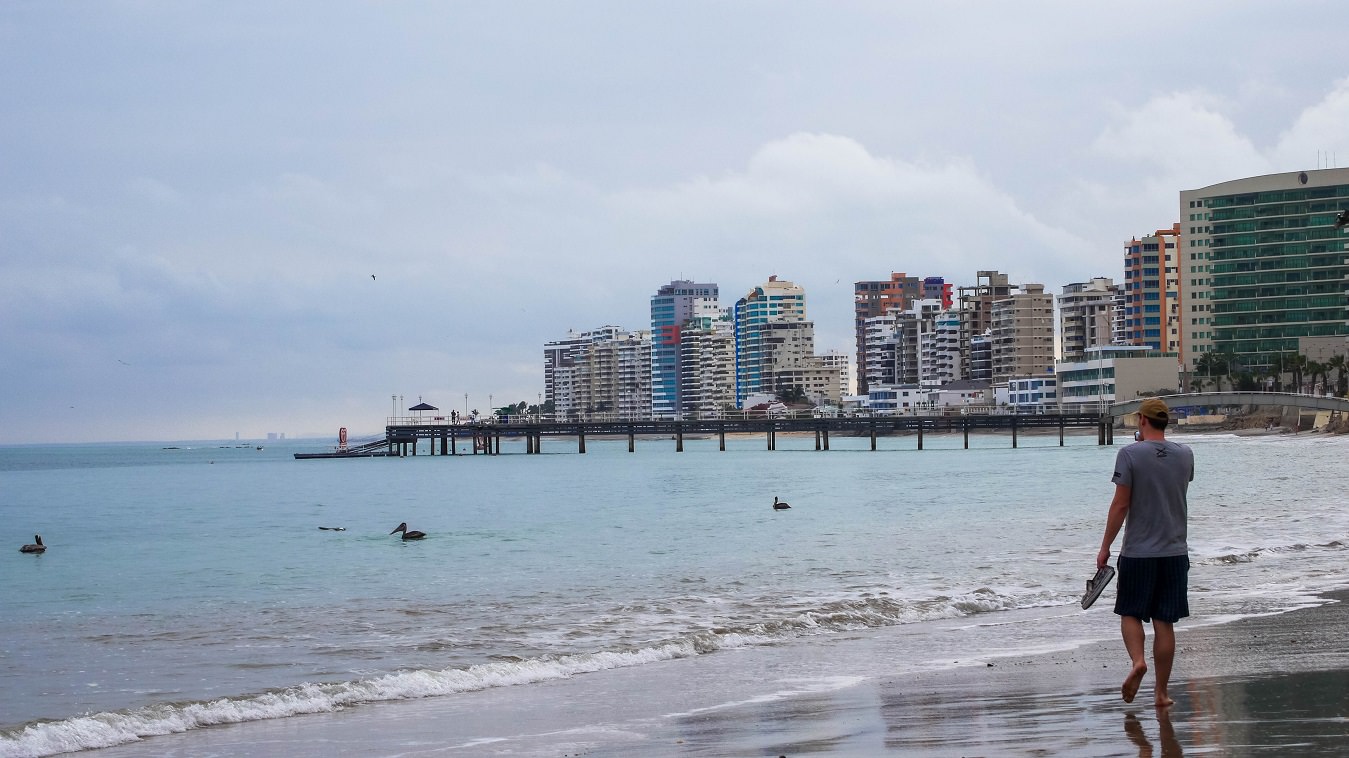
[
  {"xmin": 926, "ymin": 310, "xmax": 963, "ymax": 388},
  {"xmin": 1059, "ymin": 278, "xmax": 1121, "ymax": 360},
  {"xmin": 862, "ymin": 313, "xmax": 899, "ymax": 389},
  {"xmin": 676, "ymin": 310, "xmax": 736, "ymax": 418},
  {"xmin": 893, "ymin": 299, "xmax": 944, "ymax": 386},
  {"xmin": 543, "ymin": 326, "xmax": 652, "ymax": 421}
]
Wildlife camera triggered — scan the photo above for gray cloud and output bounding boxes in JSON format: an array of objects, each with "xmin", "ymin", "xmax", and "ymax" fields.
[{"xmin": 3, "ymin": 2, "xmax": 1348, "ymax": 442}]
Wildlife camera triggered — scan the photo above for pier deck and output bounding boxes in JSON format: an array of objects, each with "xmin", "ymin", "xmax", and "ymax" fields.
[{"xmin": 295, "ymin": 413, "xmax": 1113, "ymax": 458}]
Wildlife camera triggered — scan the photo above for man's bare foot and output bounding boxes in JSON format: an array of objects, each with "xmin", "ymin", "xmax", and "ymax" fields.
[
  {"xmin": 1122, "ymin": 661, "xmax": 1147, "ymax": 703},
  {"xmin": 1155, "ymin": 691, "xmax": 1174, "ymax": 708}
]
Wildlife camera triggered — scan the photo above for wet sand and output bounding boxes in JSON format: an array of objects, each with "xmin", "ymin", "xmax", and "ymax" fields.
[
  {"xmin": 658, "ymin": 591, "xmax": 1349, "ymax": 756},
  {"xmin": 85, "ymin": 591, "xmax": 1349, "ymax": 757}
]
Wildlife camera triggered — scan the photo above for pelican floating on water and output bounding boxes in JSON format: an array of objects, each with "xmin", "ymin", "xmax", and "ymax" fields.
[
  {"xmin": 390, "ymin": 522, "xmax": 427, "ymax": 540},
  {"xmin": 20, "ymin": 535, "xmax": 46, "ymax": 553},
  {"xmin": 773, "ymin": 497, "xmax": 791, "ymax": 510}
]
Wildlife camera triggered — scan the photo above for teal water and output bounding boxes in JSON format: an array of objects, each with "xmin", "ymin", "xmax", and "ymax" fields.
[{"xmin": 3, "ymin": 432, "xmax": 1347, "ymax": 756}]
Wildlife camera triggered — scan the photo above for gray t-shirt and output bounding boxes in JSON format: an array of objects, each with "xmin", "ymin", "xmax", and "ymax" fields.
[{"xmin": 1111, "ymin": 439, "xmax": 1194, "ymax": 558}]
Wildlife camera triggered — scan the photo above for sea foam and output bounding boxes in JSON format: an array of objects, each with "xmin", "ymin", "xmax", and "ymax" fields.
[{"xmin": 0, "ymin": 587, "xmax": 1048, "ymax": 757}]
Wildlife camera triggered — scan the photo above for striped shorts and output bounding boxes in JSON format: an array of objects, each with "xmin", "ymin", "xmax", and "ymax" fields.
[{"xmin": 1114, "ymin": 554, "xmax": 1190, "ymax": 624}]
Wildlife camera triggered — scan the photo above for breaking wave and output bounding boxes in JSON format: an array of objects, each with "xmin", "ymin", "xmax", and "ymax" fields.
[
  {"xmin": 0, "ymin": 587, "xmax": 1052, "ymax": 757},
  {"xmin": 1197, "ymin": 538, "xmax": 1345, "ymax": 566}
]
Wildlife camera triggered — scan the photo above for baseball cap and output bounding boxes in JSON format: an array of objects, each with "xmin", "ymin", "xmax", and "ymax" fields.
[{"xmin": 1138, "ymin": 397, "xmax": 1169, "ymax": 422}]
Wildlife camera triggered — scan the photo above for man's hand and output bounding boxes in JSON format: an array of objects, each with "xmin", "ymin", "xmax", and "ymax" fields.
[{"xmin": 1096, "ymin": 546, "xmax": 1111, "ymax": 570}]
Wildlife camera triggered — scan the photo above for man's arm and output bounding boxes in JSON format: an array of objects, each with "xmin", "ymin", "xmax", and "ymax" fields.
[{"xmin": 1097, "ymin": 483, "xmax": 1131, "ymax": 568}]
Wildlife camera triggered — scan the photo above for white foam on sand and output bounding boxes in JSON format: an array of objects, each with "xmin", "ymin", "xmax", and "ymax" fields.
[
  {"xmin": 0, "ymin": 645, "xmax": 697, "ymax": 758},
  {"xmin": 2, "ymin": 586, "xmax": 1073, "ymax": 757},
  {"xmin": 666, "ymin": 675, "xmax": 868, "ymax": 718}
]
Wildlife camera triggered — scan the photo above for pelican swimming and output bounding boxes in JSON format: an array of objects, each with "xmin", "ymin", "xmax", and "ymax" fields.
[
  {"xmin": 20, "ymin": 535, "xmax": 46, "ymax": 553},
  {"xmin": 773, "ymin": 497, "xmax": 791, "ymax": 510},
  {"xmin": 390, "ymin": 522, "xmax": 427, "ymax": 540}
]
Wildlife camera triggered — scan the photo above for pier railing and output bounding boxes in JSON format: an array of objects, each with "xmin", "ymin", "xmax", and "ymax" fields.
[
  {"xmin": 351, "ymin": 411, "xmax": 1116, "ymax": 458},
  {"xmin": 388, "ymin": 405, "xmax": 1058, "ymax": 428}
]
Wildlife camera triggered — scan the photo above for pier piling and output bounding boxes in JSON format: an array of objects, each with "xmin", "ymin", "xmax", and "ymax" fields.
[{"xmin": 350, "ymin": 412, "xmax": 1106, "ymax": 462}]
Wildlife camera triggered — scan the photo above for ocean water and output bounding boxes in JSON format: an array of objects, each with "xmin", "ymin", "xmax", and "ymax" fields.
[{"xmin": 2, "ymin": 431, "xmax": 1346, "ymax": 756}]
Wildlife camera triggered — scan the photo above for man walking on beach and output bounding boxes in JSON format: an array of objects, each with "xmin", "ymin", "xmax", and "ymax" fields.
[{"xmin": 1097, "ymin": 397, "xmax": 1194, "ymax": 707}]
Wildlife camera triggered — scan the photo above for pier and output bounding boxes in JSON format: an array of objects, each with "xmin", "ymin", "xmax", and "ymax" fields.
[{"xmin": 296, "ymin": 412, "xmax": 1113, "ymax": 458}]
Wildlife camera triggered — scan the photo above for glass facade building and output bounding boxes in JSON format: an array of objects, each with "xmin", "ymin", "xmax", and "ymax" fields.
[
  {"xmin": 1182, "ymin": 169, "xmax": 1349, "ymax": 374},
  {"xmin": 649, "ymin": 280, "xmax": 720, "ymax": 419}
]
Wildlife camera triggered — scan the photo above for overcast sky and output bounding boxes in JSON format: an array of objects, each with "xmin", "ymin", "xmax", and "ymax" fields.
[{"xmin": 3, "ymin": 2, "xmax": 1348, "ymax": 443}]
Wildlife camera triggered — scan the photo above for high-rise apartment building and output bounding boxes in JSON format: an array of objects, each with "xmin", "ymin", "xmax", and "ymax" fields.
[
  {"xmin": 853, "ymin": 273, "xmax": 923, "ymax": 394},
  {"xmin": 1180, "ymin": 168, "xmax": 1349, "ymax": 375},
  {"xmin": 957, "ymin": 271, "xmax": 1012, "ymax": 381},
  {"xmin": 862, "ymin": 312, "xmax": 899, "ymax": 389},
  {"xmin": 734, "ymin": 276, "xmax": 843, "ymax": 407},
  {"xmin": 990, "ymin": 283, "xmax": 1055, "ymax": 382},
  {"xmin": 894, "ymin": 299, "xmax": 944, "ymax": 386},
  {"xmin": 650, "ymin": 280, "xmax": 721, "ymax": 419},
  {"xmin": 1122, "ymin": 225, "xmax": 1182, "ymax": 356},
  {"xmin": 926, "ymin": 310, "xmax": 963, "ymax": 388},
  {"xmin": 968, "ymin": 333, "xmax": 992, "ymax": 381},
  {"xmin": 543, "ymin": 326, "xmax": 652, "ymax": 421},
  {"xmin": 818, "ymin": 351, "xmax": 851, "ymax": 401},
  {"xmin": 1059, "ymin": 278, "xmax": 1122, "ymax": 361},
  {"xmin": 853, "ymin": 273, "xmax": 950, "ymax": 393},
  {"xmin": 676, "ymin": 310, "xmax": 736, "ymax": 418}
]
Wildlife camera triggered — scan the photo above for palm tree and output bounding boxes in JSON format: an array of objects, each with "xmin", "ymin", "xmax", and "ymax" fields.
[
  {"xmin": 1285, "ymin": 353, "xmax": 1308, "ymax": 394},
  {"xmin": 1328, "ymin": 354, "xmax": 1348, "ymax": 397},
  {"xmin": 1306, "ymin": 360, "xmax": 1328, "ymax": 396},
  {"xmin": 1195, "ymin": 351, "xmax": 1230, "ymax": 392},
  {"xmin": 1190, "ymin": 375, "xmax": 1207, "ymax": 393}
]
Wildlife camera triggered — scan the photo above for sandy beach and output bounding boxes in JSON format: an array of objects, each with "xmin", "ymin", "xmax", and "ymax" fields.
[{"xmin": 80, "ymin": 589, "xmax": 1349, "ymax": 757}]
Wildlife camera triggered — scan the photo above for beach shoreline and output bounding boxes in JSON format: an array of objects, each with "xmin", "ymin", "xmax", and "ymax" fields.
[{"xmin": 76, "ymin": 589, "xmax": 1349, "ymax": 757}]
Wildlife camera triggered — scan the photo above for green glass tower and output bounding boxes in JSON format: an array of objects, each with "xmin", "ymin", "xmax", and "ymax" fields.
[{"xmin": 1181, "ymin": 168, "xmax": 1349, "ymax": 375}]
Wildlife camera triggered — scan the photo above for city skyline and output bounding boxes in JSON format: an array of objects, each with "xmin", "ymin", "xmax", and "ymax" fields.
[
  {"xmin": 541, "ymin": 270, "xmax": 1111, "ymax": 416},
  {"xmin": 4, "ymin": 3, "xmax": 1349, "ymax": 443}
]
